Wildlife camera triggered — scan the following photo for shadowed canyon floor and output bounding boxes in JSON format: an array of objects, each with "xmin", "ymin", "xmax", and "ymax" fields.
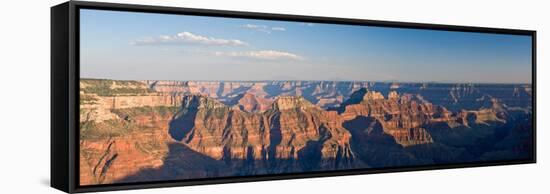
[{"xmin": 78, "ymin": 79, "xmax": 533, "ymax": 185}]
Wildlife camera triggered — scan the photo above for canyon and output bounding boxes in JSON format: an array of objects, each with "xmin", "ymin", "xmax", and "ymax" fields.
[{"xmin": 78, "ymin": 79, "xmax": 533, "ymax": 185}]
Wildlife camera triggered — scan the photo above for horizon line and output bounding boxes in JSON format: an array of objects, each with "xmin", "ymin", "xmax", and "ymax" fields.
[{"xmin": 80, "ymin": 77, "xmax": 533, "ymax": 85}]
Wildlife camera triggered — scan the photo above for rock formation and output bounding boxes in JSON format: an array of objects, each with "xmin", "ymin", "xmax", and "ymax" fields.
[
  {"xmin": 78, "ymin": 79, "xmax": 533, "ymax": 185},
  {"xmin": 169, "ymin": 95, "xmax": 360, "ymax": 173}
]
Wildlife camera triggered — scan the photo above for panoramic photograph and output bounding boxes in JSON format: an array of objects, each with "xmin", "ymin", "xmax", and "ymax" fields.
[{"xmin": 78, "ymin": 9, "xmax": 533, "ymax": 186}]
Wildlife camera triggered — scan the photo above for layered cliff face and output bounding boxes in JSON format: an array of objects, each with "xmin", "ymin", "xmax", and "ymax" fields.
[
  {"xmin": 340, "ymin": 90, "xmax": 436, "ymax": 147},
  {"xmin": 78, "ymin": 79, "xmax": 533, "ymax": 185},
  {"xmin": 169, "ymin": 95, "xmax": 360, "ymax": 174},
  {"xmin": 79, "ymin": 106, "xmax": 176, "ymax": 185},
  {"xmin": 80, "ymin": 79, "xmax": 183, "ymax": 122},
  {"xmin": 79, "ymin": 80, "xmax": 180, "ymax": 185},
  {"xmin": 338, "ymin": 88, "xmax": 532, "ymax": 167},
  {"xmin": 339, "ymin": 88, "xmax": 519, "ymax": 147}
]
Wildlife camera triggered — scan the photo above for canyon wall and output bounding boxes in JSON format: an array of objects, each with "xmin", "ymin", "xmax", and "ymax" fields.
[{"xmin": 78, "ymin": 79, "xmax": 533, "ymax": 185}]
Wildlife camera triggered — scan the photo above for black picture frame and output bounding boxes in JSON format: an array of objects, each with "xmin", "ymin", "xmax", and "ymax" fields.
[{"xmin": 51, "ymin": 1, "xmax": 537, "ymax": 193}]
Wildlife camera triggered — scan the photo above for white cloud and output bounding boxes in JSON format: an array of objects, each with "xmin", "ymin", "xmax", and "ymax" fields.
[
  {"xmin": 242, "ymin": 24, "xmax": 266, "ymax": 29},
  {"xmin": 241, "ymin": 24, "xmax": 286, "ymax": 33},
  {"xmin": 132, "ymin": 31, "xmax": 248, "ymax": 46},
  {"xmin": 213, "ymin": 50, "xmax": 305, "ymax": 61},
  {"xmin": 271, "ymin": 27, "xmax": 286, "ymax": 31}
]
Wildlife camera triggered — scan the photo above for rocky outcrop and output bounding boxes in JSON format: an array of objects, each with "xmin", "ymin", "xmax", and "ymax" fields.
[
  {"xmin": 80, "ymin": 80, "xmax": 183, "ymax": 122},
  {"xmin": 79, "ymin": 107, "xmax": 174, "ymax": 185},
  {"xmin": 233, "ymin": 92, "xmax": 273, "ymax": 113},
  {"xmin": 339, "ymin": 88, "xmax": 518, "ymax": 147},
  {"xmin": 79, "ymin": 80, "xmax": 183, "ymax": 185},
  {"xmin": 169, "ymin": 95, "xmax": 360, "ymax": 172},
  {"xmin": 272, "ymin": 96, "xmax": 316, "ymax": 110},
  {"xmin": 78, "ymin": 79, "xmax": 533, "ymax": 184},
  {"xmin": 340, "ymin": 90, "xmax": 436, "ymax": 146}
]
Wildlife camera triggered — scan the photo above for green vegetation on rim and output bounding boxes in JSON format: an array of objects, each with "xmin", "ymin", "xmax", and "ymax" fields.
[
  {"xmin": 80, "ymin": 119, "xmax": 133, "ymax": 140},
  {"xmin": 80, "ymin": 79, "xmax": 156, "ymax": 96},
  {"xmin": 110, "ymin": 106, "xmax": 180, "ymax": 118},
  {"xmin": 80, "ymin": 106, "xmax": 180, "ymax": 140}
]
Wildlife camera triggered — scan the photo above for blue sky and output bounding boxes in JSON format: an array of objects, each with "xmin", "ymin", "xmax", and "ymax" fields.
[{"xmin": 80, "ymin": 9, "xmax": 532, "ymax": 83}]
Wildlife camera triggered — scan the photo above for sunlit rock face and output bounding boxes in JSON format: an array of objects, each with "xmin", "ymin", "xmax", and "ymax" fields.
[
  {"xmin": 78, "ymin": 79, "xmax": 533, "ymax": 185},
  {"xmin": 170, "ymin": 95, "xmax": 360, "ymax": 173}
]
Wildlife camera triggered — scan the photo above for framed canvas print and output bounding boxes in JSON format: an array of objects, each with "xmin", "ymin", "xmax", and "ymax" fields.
[{"xmin": 51, "ymin": 1, "xmax": 536, "ymax": 193}]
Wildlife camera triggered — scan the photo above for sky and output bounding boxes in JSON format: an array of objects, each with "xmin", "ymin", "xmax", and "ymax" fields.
[{"xmin": 80, "ymin": 9, "xmax": 533, "ymax": 83}]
